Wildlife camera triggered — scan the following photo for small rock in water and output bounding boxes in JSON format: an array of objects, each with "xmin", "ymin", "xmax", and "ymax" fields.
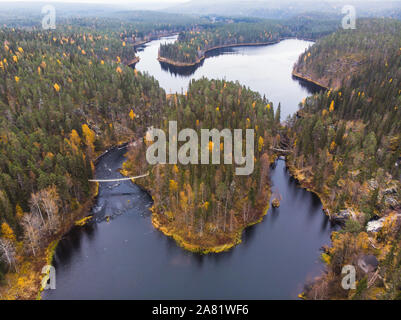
[{"xmin": 272, "ymin": 198, "xmax": 280, "ymax": 208}]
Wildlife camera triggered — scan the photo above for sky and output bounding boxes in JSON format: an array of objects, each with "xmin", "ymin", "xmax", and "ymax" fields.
[
  {"xmin": 0, "ymin": 0, "xmax": 399, "ymax": 2},
  {"xmin": 0, "ymin": 0, "xmax": 189, "ymax": 3},
  {"xmin": 0, "ymin": 0, "xmax": 399, "ymax": 5}
]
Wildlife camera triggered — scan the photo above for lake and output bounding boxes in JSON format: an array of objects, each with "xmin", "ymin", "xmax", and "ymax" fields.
[{"xmin": 135, "ymin": 35, "xmax": 321, "ymax": 119}]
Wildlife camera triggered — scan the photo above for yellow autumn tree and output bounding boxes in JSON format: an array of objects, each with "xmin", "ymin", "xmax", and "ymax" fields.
[
  {"xmin": 258, "ymin": 136, "xmax": 264, "ymax": 152},
  {"xmin": 202, "ymin": 201, "xmax": 209, "ymax": 211},
  {"xmin": 356, "ymin": 232, "xmax": 370, "ymax": 252},
  {"xmin": 70, "ymin": 129, "xmax": 81, "ymax": 149},
  {"xmin": 329, "ymin": 100, "xmax": 335, "ymax": 112},
  {"xmin": 16, "ymin": 204, "xmax": 24, "ymax": 220},
  {"xmin": 129, "ymin": 109, "xmax": 136, "ymax": 120},
  {"xmin": 330, "ymin": 141, "xmax": 337, "ymax": 152},
  {"xmin": 82, "ymin": 124, "xmax": 95, "ymax": 154},
  {"xmin": 53, "ymin": 83, "xmax": 60, "ymax": 92},
  {"xmin": 169, "ymin": 179, "xmax": 178, "ymax": 193},
  {"xmin": 1, "ymin": 222, "xmax": 16, "ymax": 242},
  {"xmin": 179, "ymin": 191, "xmax": 188, "ymax": 212}
]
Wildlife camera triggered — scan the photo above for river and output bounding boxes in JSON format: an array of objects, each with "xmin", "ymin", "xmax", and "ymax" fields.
[{"xmin": 43, "ymin": 37, "xmax": 335, "ymax": 300}]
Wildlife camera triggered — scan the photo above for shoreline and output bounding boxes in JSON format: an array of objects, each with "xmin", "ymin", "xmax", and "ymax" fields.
[
  {"xmin": 126, "ymin": 32, "xmax": 181, "ymax": 67},
  {"xmin": 133, "ymin": 32, "xmax": 179, "ymax": 48},
  {"xmin": 129, "ymin": 155, "xmax": 277, "ymax": 254},
  {"xmin": 0, "ymin": 186, "xmax": 98, "ymax": 300},
  {"xmin": 291, "ymin": 70, "xmax": 330, "ymax": 91},
  {"xmin": 150, "ymin": 194, "xmax": 272, "ymax": 254},
  {"xmin": 127, "ymin": 56, "xmax": 140, "ymax": 67},
  {"xmin": 285, "ymin": 161, "xmax": 333, "ymax": 218}
]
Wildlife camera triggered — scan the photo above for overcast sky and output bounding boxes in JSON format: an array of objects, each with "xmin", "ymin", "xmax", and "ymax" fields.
[
  {"xmin": 0, "ymin": 0, "xmax": 399, "ymax": 5},
  {"xmin": 1, "ymin": 0, "xmax": 399, "ymax": 2},
  {"xmin": 0, "ymin": 0, "xmax": 189, "ymax": 3}
]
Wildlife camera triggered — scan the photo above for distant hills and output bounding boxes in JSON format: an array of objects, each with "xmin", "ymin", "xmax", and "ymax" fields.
[
  {"xmin": 165, "ymin": 0, "xmax": 401, "ymax": 19},
  {"xmin": 1, "ymin": 1, "xmax": 401, "ymax": 21}
]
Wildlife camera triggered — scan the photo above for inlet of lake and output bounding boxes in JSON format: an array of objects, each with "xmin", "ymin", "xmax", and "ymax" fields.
[{"xmin": 43, "ymin": 36, "xmax": 336, "ymax": 299}]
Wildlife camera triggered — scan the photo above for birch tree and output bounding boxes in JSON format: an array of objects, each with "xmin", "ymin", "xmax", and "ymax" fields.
[
  {"xmin": 21, "ymin": 213, "xmax": 42, "ymax": 256},
  {"xmin": 0, "ymin": 238, "xmax": 17, "ymax": 271}
]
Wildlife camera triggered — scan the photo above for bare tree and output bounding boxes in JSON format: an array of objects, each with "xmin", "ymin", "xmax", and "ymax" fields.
[
  {"xmin": 28, "ymin": 186, "xmax": 61, "ymax": 237},
  {"xmin": 39, "ymin": 186, "xmax": 60, "ymax": 233},
  {"xmin": 29, "ymin": 192, "xmax": 45, "ymax": 225},
  {"xmin": 0, "ymin": 238, "xmax": 17, "ymax": 271},
  {"xmin": 21, "ymin": 213, "xmax": 42, "ymax": 256}
]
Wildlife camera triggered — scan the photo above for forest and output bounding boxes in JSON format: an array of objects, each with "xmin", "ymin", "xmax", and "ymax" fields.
[
  {"xmin": 287, "ymin": 19, "xmax": 401, "ymax": 299},
  {"xmin": 0, "ymin": 21, "xmax": 167, "ymax": 297}
]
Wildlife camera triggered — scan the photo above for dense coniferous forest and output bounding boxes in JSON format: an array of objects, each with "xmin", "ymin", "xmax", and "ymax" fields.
[
  {"xmin": 0, "ymin": 23, "xmax": 167, "ymax": 295},
  {"xmin": 123, "ymin": 78, "xmax": 280, "ymax": 252},
  {"xmin": 288, "ymin": 19, "xmax": 401, "ymax": 299},
  {"xmin": 159, "ymin": 17, "xmax": 340, "ymax": 65}
]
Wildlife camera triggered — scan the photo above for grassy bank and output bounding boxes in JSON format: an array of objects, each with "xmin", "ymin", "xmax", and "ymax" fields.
[{"xmin": 150, "ymin": 197, "xmax": 271, "ymax": 254}]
